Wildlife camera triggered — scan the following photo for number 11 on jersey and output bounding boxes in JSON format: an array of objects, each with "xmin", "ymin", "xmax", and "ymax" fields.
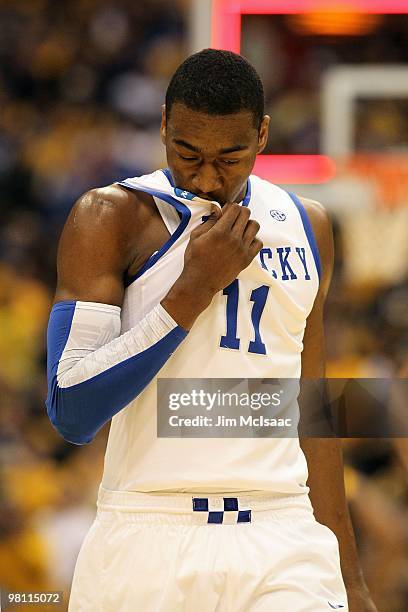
[{"xmin": 220, "ymin": 280, "xmax": 270, "ymax": 355}]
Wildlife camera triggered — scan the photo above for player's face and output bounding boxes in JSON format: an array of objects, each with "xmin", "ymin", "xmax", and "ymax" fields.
[{"xmin": 161, "ymin": 103, "xmax": 269, "ymax": 205}]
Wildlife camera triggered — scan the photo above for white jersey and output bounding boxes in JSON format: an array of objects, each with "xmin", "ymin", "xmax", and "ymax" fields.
[{"xmin": 100, "ymin": 169, "xmax": 320, "ymax": 494}]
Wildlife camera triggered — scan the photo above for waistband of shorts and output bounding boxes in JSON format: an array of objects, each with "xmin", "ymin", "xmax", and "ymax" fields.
[{"xmin": 96, "ymin": 485, "xmax": 314, "ymax": 516}]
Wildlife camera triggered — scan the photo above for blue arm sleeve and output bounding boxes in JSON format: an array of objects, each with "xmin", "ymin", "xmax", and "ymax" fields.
[{"xmin": 46, "ymin": 301, "xmax": 187, "ymax": 445}]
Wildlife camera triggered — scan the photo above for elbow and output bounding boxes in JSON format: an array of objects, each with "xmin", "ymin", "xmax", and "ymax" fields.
[
  {"xmin": 55, "ymin": 424, "xmax": 94, "ymax": 446},
  {"xmin": 45, "ymin": 394, "xmax": 95, "ymax": 446}
]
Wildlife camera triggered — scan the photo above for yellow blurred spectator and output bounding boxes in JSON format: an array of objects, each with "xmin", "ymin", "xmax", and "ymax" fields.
[{"xmin": 0, "ymin": 263, "xmax": 51, "ymax": 388}]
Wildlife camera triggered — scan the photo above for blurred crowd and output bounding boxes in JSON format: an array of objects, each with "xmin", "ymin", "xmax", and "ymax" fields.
[
  {"xmin": 0, "ymin": 0, "xmax": 186, "ymax": 607},
  {"xmin": 0, "ymin": 1, "xmax": 407, "ymax": 610},
  {"xmin": 242, "ymin": 13, "xmax": 407, "ymax": 155}
]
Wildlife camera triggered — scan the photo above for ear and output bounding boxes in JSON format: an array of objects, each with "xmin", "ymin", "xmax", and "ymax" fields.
[
  {"xmin": 160, "ymin": 105, "xmax": 166, "ymax": 145},
  {"xmin": 257, "ymin": 115, "xmax": 270, "ymax": 154}
]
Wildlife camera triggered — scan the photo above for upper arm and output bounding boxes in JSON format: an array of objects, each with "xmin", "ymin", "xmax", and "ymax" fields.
[
  {"xmin": 54, "ymin": 186, "xmax": 136, "ymax": 308},
  {"xmin": 300, "ymin": 197, "xmax": 334, "ymax": 377}
]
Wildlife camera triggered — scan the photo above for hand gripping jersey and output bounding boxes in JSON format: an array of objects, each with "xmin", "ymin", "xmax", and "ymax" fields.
[{"xmin": 101, "ymin": 169, "xmax": 320, "ymax": 495}]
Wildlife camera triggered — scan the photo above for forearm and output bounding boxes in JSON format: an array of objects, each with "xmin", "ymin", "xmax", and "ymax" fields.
[
  {"xmin": 46, "ymin": 300, "xmax": 187, "ymax": 445},
  {"xmin": 300, "ymin": 437, "xmax": 365, "ymax": 588},
  {"xmin": 161, "ymin": 276, "xmax": 213, "ymax": 330}
]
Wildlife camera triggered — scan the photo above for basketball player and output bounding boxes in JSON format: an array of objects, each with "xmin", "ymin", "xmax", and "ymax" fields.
[{"xmin": 46, "ymin": 50, "xmax": 376, "ymax": 611}]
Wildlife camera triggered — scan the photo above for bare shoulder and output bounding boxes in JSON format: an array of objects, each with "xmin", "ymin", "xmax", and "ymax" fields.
[
  {"xmin": 297, "ymin": 195, "xmax": 333, "ymax": 249},
  {"xmin": 61, "ymin": 182, "xmax": 159, "ymax": 252},
  {"xmin": 69, "ymin": 183, "xmax": 150, "ymax": 229},
  {"xmin": 54, "ymin": 184, "xmax": 155, "ymax": 306},
  {"xmin": 298, "ymin": 196, "xmax": 331, "ymax": 234},
  {"xmin": 58, "ymin": 184, "xmax": 140, "ymax": 274}
]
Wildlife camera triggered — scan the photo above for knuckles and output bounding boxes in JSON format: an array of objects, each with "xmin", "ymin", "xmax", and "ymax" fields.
[
  {"xmin": 239, "ymin": 206, "xmax": 251, "ymax": 217},
  {"xmin": 187, "ymin": 208, "xmax": 262, "ymax": 270}
]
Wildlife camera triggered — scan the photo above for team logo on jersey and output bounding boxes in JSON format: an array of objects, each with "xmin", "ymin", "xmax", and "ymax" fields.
[
  {"xmin": 270, "ymin": 209, "xmax": 286, "ymax": 221},
  {"xmin": 174, "ymin": 187, "xmax": 196, "ymax": 200}
]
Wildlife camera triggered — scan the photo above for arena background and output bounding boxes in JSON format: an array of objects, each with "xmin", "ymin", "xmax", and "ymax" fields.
[{"xmin": 0, "ymin": 1, "xmax": 407, "ymax": 610}]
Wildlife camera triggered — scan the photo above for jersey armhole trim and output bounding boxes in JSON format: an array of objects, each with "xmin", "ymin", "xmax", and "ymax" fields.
[
  {"xmin": 117, "ymin": 180, "xmax": 191, "ymax": 287},
  {"xmin": 287, "ymin": 192, "xmax": 322, "ymax": 280}
]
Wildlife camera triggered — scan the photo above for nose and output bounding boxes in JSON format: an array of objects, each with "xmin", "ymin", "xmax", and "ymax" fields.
[{"xmin": 191, "ymin": 163, "xmax": 222, "ymax": 196}]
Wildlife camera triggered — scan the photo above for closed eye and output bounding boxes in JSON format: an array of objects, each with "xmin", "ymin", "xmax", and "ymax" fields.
[
  {"xmin": 178, "ymin": 153, "xmax": 198, "ymax": 161},
  {"xmin": 221, "ymin": 159, "xmax": 240, "ymax": 165}
]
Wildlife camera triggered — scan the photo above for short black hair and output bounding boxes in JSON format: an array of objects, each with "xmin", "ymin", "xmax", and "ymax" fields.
[{"xmin": 165, "ymin": 48, "xmax": 264, "ymax": 129}]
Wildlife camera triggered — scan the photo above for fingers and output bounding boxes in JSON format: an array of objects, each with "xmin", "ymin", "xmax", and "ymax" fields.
[
  {"xmin": 242, "ymin": 219, "xmax": 260, "ymax": 245},
  {"xmin": 210, "ymin": 203, "xmax": 222, "ymax": 219},
  {"xmin": 248, "ymin": 237, "xmax": 263, "ymax": 259},
  {"xmin": 191, "ymin": 202, "xmax": 223, "ymax": 238},
  {"xmin": 211, "ymin": 203, "xmax": 255, "ymax": 240},
  {"xmin": 231, "ymin": 206, "xmax": 251, "ymax": 235},
  {"xmin": 190, "ymin": 214, "xmax": 219, "ymax": 239},
  {"xmin": 213, "ymin": 203, "xmax": 243, "ymax": 231},
  {"xmin": 194, "ymin": 203, "xmax": 262, "ymax": 262}
]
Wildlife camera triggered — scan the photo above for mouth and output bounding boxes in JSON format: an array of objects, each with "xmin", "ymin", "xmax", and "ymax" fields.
[
  {"xmin": 195, "ymin": 192, "xmax": 224, "ymax": 204},
  {"xmin": 195, "ymin": 192, "xmax": 216, "ymax": 200}
]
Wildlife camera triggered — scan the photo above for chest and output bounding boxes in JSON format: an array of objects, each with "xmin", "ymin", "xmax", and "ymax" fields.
[{"xmin": 122, "ymin": 197, "xmax": 319, "ymax": 337}]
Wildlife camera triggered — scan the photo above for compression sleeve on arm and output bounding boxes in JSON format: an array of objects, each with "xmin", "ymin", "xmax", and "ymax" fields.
[{"xmin": 46, "ymin": 300, "xmax": 187, "ymax": 445}]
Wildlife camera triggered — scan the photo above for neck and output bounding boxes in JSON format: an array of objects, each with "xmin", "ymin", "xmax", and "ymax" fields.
[
  {"xmin": 226, "ymin": 180, "xmax": 248, "ymax": 206},
  {"xmin": 193, "ymin": 183, "xmax": 247, "ymax": 206}
]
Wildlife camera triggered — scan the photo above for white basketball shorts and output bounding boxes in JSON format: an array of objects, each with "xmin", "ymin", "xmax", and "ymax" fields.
[{"xmin": 69, "ymin": 487, "xmax": 348, "ymax": 611}]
